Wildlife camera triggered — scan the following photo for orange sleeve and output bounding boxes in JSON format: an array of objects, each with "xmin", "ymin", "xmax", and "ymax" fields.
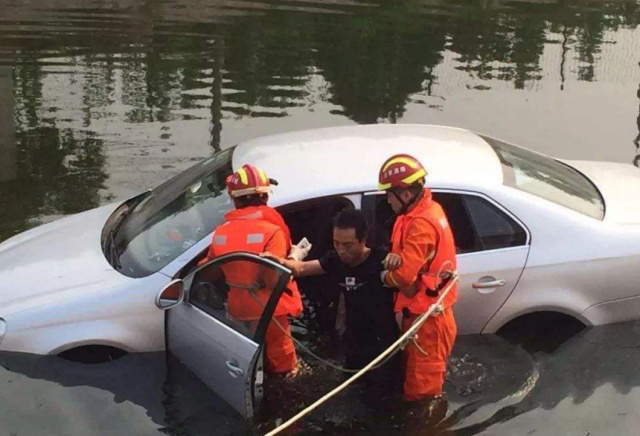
[{"xmin": 385, "ymin": 217, "xmax": 437, "ymax": 289}]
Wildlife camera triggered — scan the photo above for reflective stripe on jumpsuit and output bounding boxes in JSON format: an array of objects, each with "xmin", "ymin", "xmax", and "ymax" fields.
[
  {"xmin": 208, "ymin": 205, "xmax": 303, "ymax": 374},
  {"xmin": 388, "ymin": 190, "xmax": 458, "ymax": 401}
]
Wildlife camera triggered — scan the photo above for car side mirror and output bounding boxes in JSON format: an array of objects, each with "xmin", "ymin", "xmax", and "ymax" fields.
[{"xmin": 155, "ymin": 279, "xmax": 185, "ymax": 310}]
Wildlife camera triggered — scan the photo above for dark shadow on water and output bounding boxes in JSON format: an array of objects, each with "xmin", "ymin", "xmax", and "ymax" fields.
[
  {"xmin": 0, "ymin": 335, "xmax": 533, "ymax": 435},
  {"xmin": 161, "ymin": 354, "xmax": 251, "ymax": 435},
  {"xmin": 0, "ymin": 351, "xmax": 248, "ymax": 435},
  {"xmin": 257, "ymin": 334, "xmax": 539, "ymax": 435},
  {"xmin": 3, "ymin": 321, "xmax": 640, "ymax": 435},
  {"xmin": 497, "ymin": 311, "xmax": 586, "ymax": 354},
  {"xmin": 448, "ymin": 321, "xmax": 640, "ymax": 435}
]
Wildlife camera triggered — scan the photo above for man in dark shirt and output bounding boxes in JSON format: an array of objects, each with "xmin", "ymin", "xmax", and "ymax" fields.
[{"xmin": 262, "ymin": 208, "xmax": 402, "ymax": 395}]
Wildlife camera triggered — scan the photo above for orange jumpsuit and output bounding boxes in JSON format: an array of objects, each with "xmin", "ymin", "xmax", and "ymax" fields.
[
  {"xmin": 204, "ymin": 205, "xmax": 303, "ymax": 374},
  {"xmin": 383, "ymin": 189, "xmax": 458, "ymax": 401}
]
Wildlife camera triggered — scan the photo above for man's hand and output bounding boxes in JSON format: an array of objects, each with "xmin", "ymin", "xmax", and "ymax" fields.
[
  {"xmin": 382, "ymin": 253, "xmax": 402, "ymax": 271},
  {"xmin": 260, "ymin": 251, "xmax": 286, "ymax": 265}
]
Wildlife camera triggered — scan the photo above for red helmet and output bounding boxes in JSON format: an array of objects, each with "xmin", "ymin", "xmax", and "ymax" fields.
[
  {"xmin": 378, "ymin": 154, "xmax": 427, "ymax": 191},
  {"xmin": 226, "ymin": 164, "xmax": 274, "ymax": 198}
]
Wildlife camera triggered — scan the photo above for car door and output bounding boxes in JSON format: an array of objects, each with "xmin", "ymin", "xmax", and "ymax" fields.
[
  {"xmin": 363, "ymin": 190, "xmax": 530, "ymax": 334},
  {"xmin": 165, "ymin": 252, "xmax": 292, "ymax": 419}
]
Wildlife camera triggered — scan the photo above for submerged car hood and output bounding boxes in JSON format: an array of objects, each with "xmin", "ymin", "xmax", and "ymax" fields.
[
  {"xmin": 565, "ymin": 160, "xmax": 640, "ymax": 225},
  {"xmin": 0, "ymin": 203, "xmax": 133, "ymax": 316}
]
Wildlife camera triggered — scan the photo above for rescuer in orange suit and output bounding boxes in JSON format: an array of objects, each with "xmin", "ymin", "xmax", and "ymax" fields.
[
  {"xmin": 378, "ymin": 154, "xmax": 458, "ymax": 402},
  {"xmin": 198, "ymin": 164, "xmax": 306, "ymax": 374}
]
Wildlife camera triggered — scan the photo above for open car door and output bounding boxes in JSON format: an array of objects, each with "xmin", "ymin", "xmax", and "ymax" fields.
[{"xmin": 164, "ymin": 252, "xmax": 292, "ymax": 419}]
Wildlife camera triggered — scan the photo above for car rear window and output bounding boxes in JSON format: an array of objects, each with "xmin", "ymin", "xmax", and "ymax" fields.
[{"xmin": 482, "ymin": 136, "xmax": 605, "ymax": 220}]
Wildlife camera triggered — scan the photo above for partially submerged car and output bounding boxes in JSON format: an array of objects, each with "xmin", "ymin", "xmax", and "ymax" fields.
[{"xmin": 2, "ymin": 124, "xmax": 640, "ymax": 412}]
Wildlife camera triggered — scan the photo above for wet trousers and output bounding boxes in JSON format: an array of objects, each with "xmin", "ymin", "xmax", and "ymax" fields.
[
  {"xmin": 260, "ymin": 315, "xmax": 297, "ymax": 374},
  {"xmin": 401, "ymin": 307, "xmax": 456, "ymax": 401},
  {"xmin": 344, "ymin": 325, "xmax": 403, "ymax": 393}
]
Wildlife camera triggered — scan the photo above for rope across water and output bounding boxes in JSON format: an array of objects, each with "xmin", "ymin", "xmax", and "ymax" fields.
[{"xmin": 263, "ymin": 272, "xmax": 459, "ymax": 436}]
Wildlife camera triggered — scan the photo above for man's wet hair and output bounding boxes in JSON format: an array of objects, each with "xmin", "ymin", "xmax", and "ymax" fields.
[{"xmin": 333, "ymin": 208, "xmax": 368, "ymax": 242}]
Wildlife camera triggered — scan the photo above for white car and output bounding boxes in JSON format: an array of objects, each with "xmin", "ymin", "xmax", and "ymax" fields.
[{"xmin": 2, "ymin": 123, "xmax": 640, "ymax": 364}]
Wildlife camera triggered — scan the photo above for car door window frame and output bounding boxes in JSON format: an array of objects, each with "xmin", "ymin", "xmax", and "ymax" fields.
[
  {"xmin": 182, "ymin": 252, "xmax": 293, "ymax": 344},
  {"xmin": 276, "ymin": 193, "xmax": 361, "ymax": 215},
  {"xmin": 276, "ymin": 194, "xmax": 359, "ymax": 336},
  {"xmin": 362, "ymin": 189, "xmax": 530, "ymax": 256},
  {"xmin": 460, "ymin": 193, "xmax": 527, "ymax": 253}
]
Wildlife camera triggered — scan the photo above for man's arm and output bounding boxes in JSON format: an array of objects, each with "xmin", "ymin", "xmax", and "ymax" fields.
[
  {"xmin": 382, "ymin": 218, "xmax": 437, "ymax": 296},
  {"xmin": 261, "ymin": 251, "xmax": 326, "ymax": 277}
]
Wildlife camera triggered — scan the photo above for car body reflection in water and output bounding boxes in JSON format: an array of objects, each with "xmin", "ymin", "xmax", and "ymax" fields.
[
  {"xmin": 0, "ymin": 351, "xmax": 247, "ymax": 436},
  {"xmin": 5, "ymin": 323, "xmax": 640, "ymax": 436}
]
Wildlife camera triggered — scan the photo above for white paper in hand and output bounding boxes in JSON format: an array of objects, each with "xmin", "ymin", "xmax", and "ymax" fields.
[{"xmin": 288, "ymin": 237, "xmax": 312, "ymax": 261}]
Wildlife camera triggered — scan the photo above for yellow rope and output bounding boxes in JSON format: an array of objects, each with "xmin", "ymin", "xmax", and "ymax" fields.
[
  {"xmin": 247, "ymin": 285, "xmax": 399, "ymax": 374},
  {"xmin": 271, "ymin": 314, "xmax": 395, "ymax": 373},
  {"xmin": 263, "ymin": 272, "xmax": 459, "ymax": 436}
]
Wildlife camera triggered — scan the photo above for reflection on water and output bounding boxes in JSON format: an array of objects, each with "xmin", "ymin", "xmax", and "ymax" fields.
[
  {"xmin": 0, "ymin": 67, "xmax": 16, "ymax": 183},
  {"xmin": 635, "ymin": 81, "xmax": 640, "ymax": 166},
  {"xmin": 0, "ymin": 0, "xmax": 640, "ymax": 242},
  {"xmin": 0, "ymin": 351, "xmax": 246, "ymax": 435},
  {"xmin": 4, "ymin": 324, "xmax": 640, "ymax": 435},
  {"xmin": 0, "ymin": 335, "xmax": 534, "ymax": 436},
  {"xmin": 448, "ymin": 322, "xmax": 640, "ymax": 435}
]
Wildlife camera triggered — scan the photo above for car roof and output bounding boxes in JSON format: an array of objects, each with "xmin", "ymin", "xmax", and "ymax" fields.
[{"xmin": 232, "ymin": 124, "xmax": 504, "ymax": 206}]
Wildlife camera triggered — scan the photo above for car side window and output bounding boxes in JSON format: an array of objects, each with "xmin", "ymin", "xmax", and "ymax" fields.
[
  {"xmin": 432, "ymin": 193, "xmax": 483, "ymax": 254},
  {"xmin": 371, "ymin": 192, "xmax": 526, "ymax": 254},
  {"xmin": 462, "ymin": 195, "xmax": 527, "ymax": 251},
  {"xmin": 187, "ymin": 256, "xmax": 290, "ymax": 342}
]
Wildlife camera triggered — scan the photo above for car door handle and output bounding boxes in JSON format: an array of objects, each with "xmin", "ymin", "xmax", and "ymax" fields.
[
  {"xmin": 226, "ymin": 360, "xmax": 244, "ymax": 377},
  {"xmin": 472, "ymin": 279, "xmax": 506, "ymax": 289}
]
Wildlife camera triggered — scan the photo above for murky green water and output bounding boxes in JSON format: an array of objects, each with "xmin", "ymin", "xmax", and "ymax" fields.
[
  {"xmin": 4, "ymin": 324, "xmax": 640, "ymax": 435},
  {"xmin": 1, "ymin": 0, "xmax": 640, "ymax": 434},
  {"xmin": 1, "ymin": 0, "xmax": 640, "ymax": 241}
]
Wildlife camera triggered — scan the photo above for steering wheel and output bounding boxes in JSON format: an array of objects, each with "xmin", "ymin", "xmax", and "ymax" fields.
[{"xmin": 191, "ymin": 280, "xmax": 227, "ymax": 311}]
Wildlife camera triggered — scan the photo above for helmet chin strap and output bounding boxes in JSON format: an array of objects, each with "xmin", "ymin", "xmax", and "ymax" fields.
[{"xmin": 391, "ymin": 188, "xmax": 424, "ymax": 216}]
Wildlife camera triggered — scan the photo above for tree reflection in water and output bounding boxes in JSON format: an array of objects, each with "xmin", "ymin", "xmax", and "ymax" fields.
[
  {"xmin": 634, "ymin": 81, "xmax": 640, "ymax": 167},
  {"xmin": 1, "ymin": 0, "xmax": 640, "ymax": 243}
]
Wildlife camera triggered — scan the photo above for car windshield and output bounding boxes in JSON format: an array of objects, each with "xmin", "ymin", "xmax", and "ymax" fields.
[
  {"xmin": 482, "ymin": 136, "xmax": 605, "ymax": 220},
  {"xmin": 102, "ymin": 147, "xmax": 235, "ymax": 278}
]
